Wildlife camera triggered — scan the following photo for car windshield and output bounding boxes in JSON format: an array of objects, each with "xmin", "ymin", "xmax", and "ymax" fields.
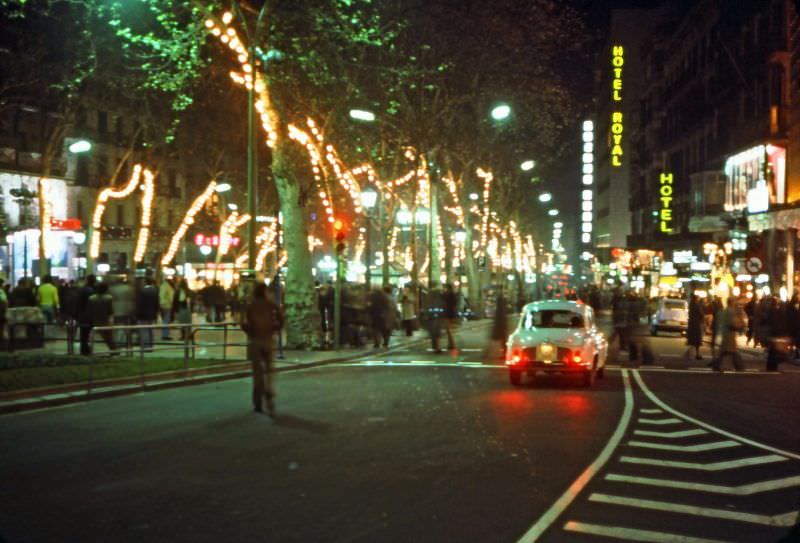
[
  {"xmin": 664, "ymin": 300, "xmax": 686, "ymax": 310},
  {"xmin": 523, "ymin": 309, "xmax": 583, "ymax": 329}
]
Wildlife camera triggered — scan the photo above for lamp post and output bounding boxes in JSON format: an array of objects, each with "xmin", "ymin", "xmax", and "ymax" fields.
[{"xmin": 360, "ymin": 186, "xmax": 378, "ymax": 287}]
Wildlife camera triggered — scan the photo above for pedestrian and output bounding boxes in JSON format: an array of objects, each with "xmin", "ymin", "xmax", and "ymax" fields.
[
  {"xmin": 0, "ymin": 278, "xmax": 7, "ymax": 344},
  {"xmin": 109, "ymin": 278, "xmax": 136, "ymax": 346},
  {"xmin": 608, "ymin": 290, "xmax": 627, "ymax": 351},
  {"xmin": 744, "ymin": 295, "xmax": 756, "ymax": 346},
  {"xmin": 766, "ymin": 296, "xmax": 789, "ymax": 372},
  {"xmin": 421, "ymin": 286, "xmax": 445, "ymax": 353},
  {"xmin": 36, "ymin": 275, "xmax": 59, "ymax": 337},
  {"xmin": 87, "ymin": 281, "xmax": 116, "ymax": 352},
  {"xmin": 683, "ymin": 294, "xmax": 704, "ymax": 360},
  {"xmin": 172, "ymin": 278, "xmax": 192, "ymax": 340},
  {"xmin": 367, "ymin": 286, "xmax": 396, "ymax": 349},
  {"xmin": 76, "ymin": 275, "xmax": 97, "ymax": 355},
  {"xmin": 400, "ymin": 284, "xmax": 417, "ymax": 337},
  {"xmin": 442, "ymin": 283, "xmax": 459, "ymax": 351},
  {"xmin": 787, "ymin": 293, "xmax": 800, "ymax": 359},
  {"xmin": 9, "ymin": 278, "xmax": 36, "ymax": 307},
  {"xmin": 240, "ymin": 282, "xmax": 283, "ymax": 416},
  {"xmin": 754, "ymin": 296, "xmax": 771, "ymax": 349},
  {"xmin": 489, "ymin": 286, "xmax": 509, "ymax": 361},
  {"xmin": 709, "ymin": 297, "xmax": 723, "ymax": 357},
  {"xmin": 136, "ymin": 277, "xmax": 160, "ymax": 351},
  {"xmin": 711, "ymin": 298, "xmax": 745, "ymax": 372},
  {"xmin": 159, "ymin": 276, "xmax": 175, "ymax": 340}
]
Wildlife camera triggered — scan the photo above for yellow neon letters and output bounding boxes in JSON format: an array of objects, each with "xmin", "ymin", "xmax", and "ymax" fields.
[{"xmin": 660, "ymin": 173, "xmax": 673, "ymax": 233}]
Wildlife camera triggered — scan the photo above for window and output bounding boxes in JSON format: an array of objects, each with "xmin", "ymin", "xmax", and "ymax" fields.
[{"xmin": 523, "ymin": 310, "xmax": 584, "ymax": 329}]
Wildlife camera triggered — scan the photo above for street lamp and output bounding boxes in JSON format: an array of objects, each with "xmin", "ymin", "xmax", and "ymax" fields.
[
  {"xmin": 469, "ymin": 193, "xmax": 479, "ymax": 201},
  {"xmin": 538, "ymin": 192, "xmax": 552, "ymax": 203},
  {"xmin": 215, "ymin": 182, "xmax": 232, "ymax": 193},
  {"xmin": 360, "ymin": 186, "xmax": 378, "ymax": 286},
  {"xmin": 520, "ymin": 160, "xmax": 536, "ymax": 171},
  {"xmin": 68, "ymin": 139, "xmax": 92, "ymax": 154},
  {"xmin": 548, "ymin": 209, "xmax": 559, "ymax": 216},
  {"xmin": 490, "ymin": 103, "xmax": 511, "ymax": 121},
  {"xmin": 349, "ymin": 109, "xmax": 376, "ymax": 122}
]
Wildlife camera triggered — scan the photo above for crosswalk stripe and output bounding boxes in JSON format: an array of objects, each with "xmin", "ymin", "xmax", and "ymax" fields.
[
  {"xmin": 634, "ymin": 429, "xmax": 708, "ymax": 439},
  {"xmin": 640, "ymin": 408, "xmax": 663, "ymax": 414},
  {"xmin": 563, "ymin": 520, "xmax": 730, "ymax": 543},
  {"xmin": 589, "ymin": 493, "xmax": 798, "ymax": 527},
  {"xmin": 639, "ymin": 417, "xmax": 682, "ymax": 425},
  {"xmin": 627, "ymin": 440, "xmax": 740, "ymax": 452},
  {"xmin": 619, "ymin": 454, "xmax": 788, "ymax": 471},
  {"xmin": 605, "ymin": 473, "xmax": 800, "ymax": 495}
]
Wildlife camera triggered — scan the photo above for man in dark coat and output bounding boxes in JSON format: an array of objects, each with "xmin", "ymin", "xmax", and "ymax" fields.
[
  {"xmin": 443, "ymin": 283, "xmax": 459, "ymax": 351},
  {"xmin": 240, "ymin": 282, "xmax": 283, "ymax": 415},
  {"xmin": 136, "ymin": 277, "xmax": 160, "ymax": 350},
  {"xmin": 76, "ymin": 275, "xmax": 97, "ymax": 355},
  {"xmin": 684, "ymin": 294, "xmax": 705, "ymax": 360},
  {"xmin": 421, "ymin": 287, "xmax": 445, "ymax": 353},
  {"xmin": 766, "ymin": 296, "xmax": 788, "ymax": 372},
  {"xmin": 367, "ymin": 286, "xmax": 396, "ymax": 349},
  {"xmin": 87, "ymin": 281, "xmax": 116, "ymax": 352},
  {"xmin": 490, "ymin": 288, "xmax": 510, "ymax": 360}
]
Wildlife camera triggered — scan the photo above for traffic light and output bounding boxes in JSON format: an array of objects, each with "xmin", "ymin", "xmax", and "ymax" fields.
[{"xmin": 333, "ymin": 218, "xmax": 347, "ymax": 242}]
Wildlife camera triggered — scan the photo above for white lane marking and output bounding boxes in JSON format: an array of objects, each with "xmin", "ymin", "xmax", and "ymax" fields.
[
  {"xmin": 633, "ymin": 428, "xmax": 708, "ymax": 439},
  {"xmin": 605, "ymin": 473, "xmax": 800, "ymax": 495},
  {"xmin": 563, "ymin": 521, "xmax": 730, "ymax": 543},
  {"xmin": 515, "ymin": 370, "xmax": 633, "ymax": 543},
  {"xmin": 619, "ymin": 454, "xmax": 788, "ymax": 471},
  {"xmin": 639, "ymin": 417, "xmax": 682, "ymax": 425},
  {"xmin": 589, "ymin": 493, "xmax": 799, "ymax": 527},
  {"xmin": 410, "ymin": 360, "xmax": 436, "ymax": 364},
  {"xmin": 632, "ymin": 370, "xmax": 800, "ymax": 460},
  {"xmin": 627, "ymin": 440, "xmax": 740, "ymax": 452},
  {"xmin": 608, "ymin": 366, "xmax": 784, "ymax": 375},
  {"xmin": 460, "ymin": 348, "xmax": 483, "ymax": 352},
  {"xmin": 640, "ymin": 408, "xmax": 663, "ymax": 414}
]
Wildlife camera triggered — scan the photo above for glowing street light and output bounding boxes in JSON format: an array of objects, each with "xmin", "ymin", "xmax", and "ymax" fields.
[
  {"xmin": 227, "ymin": 203, "xmax": 238, "ymax": 211},
  {"xmin": 68, "ymin": 139, "xmax": 92, "ymax": 154},
  {"xmin": 538, "ymin": 192, "xmax": 552, "ymax": 203},
  {"xmin": 520, "ymin": 160, "xmax": 535, "ymax": 171},
  {"xmin": 360, "ymin": 186, "xmax": 378, "ymax": 210},
  {"xmin": 490, "ymin": 103, "xmax": 511, "ymax": 121},
  {"xmin": 548, "ymin": 209, "xmax": 559, "ymax": 216},
  {"xmin": 215, "ymin": 182, "xmax": 232, "ymax": 193},
  {"xmin": 553, "ymin": 222, "xmax": 564, "ymax": 229},
  {"xmin": 469, "ymin": 193, "xmax": 479, "ymax": 201},
  {"xmin": 349, "ymin": 109, "xmax": 376, "ymax": 122}
]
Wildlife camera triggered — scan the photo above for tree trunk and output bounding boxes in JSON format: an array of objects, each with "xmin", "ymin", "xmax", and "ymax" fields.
[
  {"xmin": 463, "ymin": 213, "xmax": 481, "ymax": 317},
  {"xmin": 428, "ymin": 181, "xmax": 441, "ymax": 287},
  {"xmin": 272, "ymin": 140, "xmax": 319, "ymax": 349}
]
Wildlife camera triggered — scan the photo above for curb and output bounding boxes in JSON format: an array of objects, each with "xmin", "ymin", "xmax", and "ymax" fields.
[{"xmin": 0, "ymin": 321, "xmax": 490, "ymax": 415}]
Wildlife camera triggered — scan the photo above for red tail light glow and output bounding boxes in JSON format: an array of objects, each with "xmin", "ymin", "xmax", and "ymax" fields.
[{"xmin": 506, "ymin": 348, "xmax": 525, "ymax": 366}]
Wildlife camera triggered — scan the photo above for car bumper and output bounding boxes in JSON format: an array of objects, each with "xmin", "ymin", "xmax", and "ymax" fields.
[
  {"xmin": 653, "ymin": 323, "xmax": 687, "ymax": 332},
  {"xmin": 510, "ymin": 360, "xmax": 593, "ymax": 373}
]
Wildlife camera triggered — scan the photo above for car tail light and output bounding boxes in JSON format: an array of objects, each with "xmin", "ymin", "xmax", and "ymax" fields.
[{"xmin": 506, "ymin": 348, "xmax": 525, "ymax": 366}]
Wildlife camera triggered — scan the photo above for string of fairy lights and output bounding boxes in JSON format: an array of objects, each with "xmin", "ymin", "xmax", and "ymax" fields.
[{"xmin": 73, "ymin": 8, "xmax": 541, "ymax": 285}]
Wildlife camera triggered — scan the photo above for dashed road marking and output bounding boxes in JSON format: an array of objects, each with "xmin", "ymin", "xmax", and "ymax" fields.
[
  {"xmin": 627, "ymin": 439, "xmax": 740, "ymax": 452},
  {"xmin": 640, "ymin": 408, "xmax": 663, "ymax": 414},
  {"xmin": 633, "ymin": 428, "xmax": 708, "ymax": 439},
  {"xmin": 639, "ymin": 417, "xmax": 682, "ymax": 425},
  {"xmin": 605, "ymin": 473, "xmax": 800, "ymax": 495},
  {"xmin": 515, "ymin": 370, "xmax": 633, "ymax": 543},
  {"xmin": 562, "ymin": 521, "xmax": 729, "ymax": 543},
  {"xmin": 618, "ymin": 454, "xmax": 789, "ymax": 471},
  {"xmin": 588, "ymin": 493, "xmax": 798, "ymax": 527}
]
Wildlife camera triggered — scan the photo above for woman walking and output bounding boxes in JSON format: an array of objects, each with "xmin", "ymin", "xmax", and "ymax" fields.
[{"xmin": 684, "ymin": 294, "xmax": 705, "ymax": 360}]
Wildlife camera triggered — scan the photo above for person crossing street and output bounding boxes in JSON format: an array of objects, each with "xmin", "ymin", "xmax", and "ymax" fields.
[{"xmin": 240, "ymin": 282, "xmax": 283, "ymax": 416}]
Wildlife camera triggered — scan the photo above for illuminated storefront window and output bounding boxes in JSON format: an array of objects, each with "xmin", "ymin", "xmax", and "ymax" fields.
[{"xmin": 724, "ymin": 144, "xmax": 786, "ymax": 212}]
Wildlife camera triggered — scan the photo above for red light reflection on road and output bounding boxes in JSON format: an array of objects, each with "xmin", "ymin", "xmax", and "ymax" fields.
[
  {"xmin": 491, "ymin": 390, "xmax": 535, "ymax": 412},
  {"xmin": 556, "ymin": 394, "xmax": 590, "ymax": 415}
]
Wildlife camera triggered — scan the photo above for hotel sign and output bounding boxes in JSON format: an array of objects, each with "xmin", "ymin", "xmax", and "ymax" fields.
[
  {"xmin": 660, "ymin": 173, "xmax": 673, "ymax": 233},
  {"xmin": 611, "ymin": 45, "xmax": 624, "ymax": 167}
]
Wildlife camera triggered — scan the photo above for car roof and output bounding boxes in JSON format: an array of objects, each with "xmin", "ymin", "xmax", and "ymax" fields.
[{"xmin": 522, "ymin": 300, "xmax": 585, "ymax": 312}]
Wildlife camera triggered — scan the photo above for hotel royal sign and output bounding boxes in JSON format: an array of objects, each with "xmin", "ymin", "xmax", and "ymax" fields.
[
  {"xmin": 659, "ymin": 172, "xmax": 674, "ymax": 234},
  {"xmin": 611, "ymin": 45, "xmax": 624, "ymax": 167}
]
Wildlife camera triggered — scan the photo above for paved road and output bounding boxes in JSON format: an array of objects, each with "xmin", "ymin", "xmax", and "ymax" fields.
[{"xmin": 1, "ymin": 323, "xmax": 798, "ymax": 542}]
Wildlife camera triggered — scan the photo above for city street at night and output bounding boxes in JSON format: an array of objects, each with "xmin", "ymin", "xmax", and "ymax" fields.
[{"xmin": 2, "ymin": 325, "xmax": 798, "ymax": 543}]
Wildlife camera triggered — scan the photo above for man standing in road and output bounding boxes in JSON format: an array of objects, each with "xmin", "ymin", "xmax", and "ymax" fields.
[
  {"xmin": 136, "ymin": 277, "xmax": 160, "ymax": 351},
  {"xmin": 240, "ymin": 282, "xmax": 283, "ymax": 416},
  {"xmin": 443, "ymin": 283, "xmax": 459, "ymax": 352},
  {"xmin": 711, "ymin": 298, "xmax": 745, "ymax": 372},
  {"xmin": 367, "ymin": 286, "xmax": 396, "ymax": 349},
  {"xmin": 159, "ymin": 277, "xmax": 174, "ymax": 340}
]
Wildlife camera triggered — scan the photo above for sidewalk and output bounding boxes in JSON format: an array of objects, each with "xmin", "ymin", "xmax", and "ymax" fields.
[{"xmin": 0, "ymin": 319, "xmax": 491, "ymax": 414}]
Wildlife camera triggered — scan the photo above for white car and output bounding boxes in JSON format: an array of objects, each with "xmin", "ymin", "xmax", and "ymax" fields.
[
  {"xmin": 505, "ymin": 300, "xmax": 608, "ymax": 387},
  {"xmin": 650, "ymin": 298, "xmax": 689, "ymax": 336}
]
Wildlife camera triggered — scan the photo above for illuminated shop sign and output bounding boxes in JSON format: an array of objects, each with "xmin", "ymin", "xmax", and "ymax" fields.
[
  {"xmin": 194, "ymin": 234, "xmax": 240, "ymax": 247},
  {"xmin": 725, "ymin": 144, "xmax": 785, "ymax": 212},
  {"xmin": 659, "ymin": 173, "xmax": 673, "ymax": 234},
  {"xmin": 581, "ymin": 119, "xmax": 594, "ymax": 244},
  {"xmin": 611, "ymin": 45, "xmax": 624, "ymax": 167}
]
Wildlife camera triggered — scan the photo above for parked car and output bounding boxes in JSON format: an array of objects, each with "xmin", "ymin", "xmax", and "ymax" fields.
[
  {"xmin": 505, "ymin": 300, "xmax": 608, "ymax": 387},
  {"xmin": 650, "ymin": 297, "xmax": 688, "ymax": 336}
]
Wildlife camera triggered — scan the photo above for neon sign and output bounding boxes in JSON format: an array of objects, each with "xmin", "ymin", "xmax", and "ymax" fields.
[
  {"xmin": 581, "ymin": 120, "xmax": 593, "ymax": 244},
  {"xmin": 611, "ymin": 45, "xmax": 624, "ymax": 167},
  {"xmin": 659, "ymin": 173, "xmax": 673, "ymax": 234}
]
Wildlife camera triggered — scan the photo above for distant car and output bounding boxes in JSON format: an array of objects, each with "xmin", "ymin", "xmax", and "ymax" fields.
[
  {"xmin": 650, "ymin": 298, "xmax": 689, "ymax": 336},
  {"xmin": 505, "ymin": 300, "xmax": 608, "ymax": 387}
]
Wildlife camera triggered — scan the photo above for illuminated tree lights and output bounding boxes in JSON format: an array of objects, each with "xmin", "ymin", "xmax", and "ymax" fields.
[
  {"xmin": 90, "ymin": 164, "xmax": 154, "ymax": 261},
  {"xmin": 161, "ymin": 180, "xmax": 218, "ymax": 266}
]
